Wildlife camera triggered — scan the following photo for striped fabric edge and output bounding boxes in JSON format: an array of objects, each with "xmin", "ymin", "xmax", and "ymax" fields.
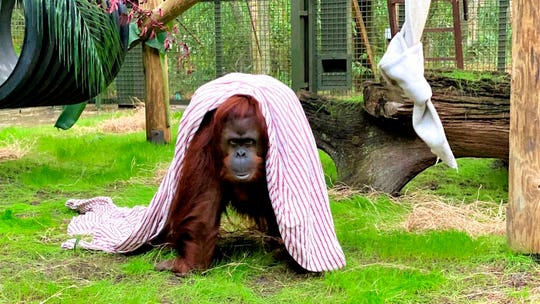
[{"xmin": 61, "ymin": 73, "xmax": 346, "ymax": 272}]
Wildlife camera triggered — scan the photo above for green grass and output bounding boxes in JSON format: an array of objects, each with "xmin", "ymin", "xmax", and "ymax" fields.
[
  {"xmin": 404, "ymin": 158, "xmax": 509, "ymax": 203},
  {"xmin": 0, "ymin": 109, "xmax": 537, "ymax": 303},
  {"xmin": 440, "ymin": 70, "xmax": 509, "ymax": 82}
]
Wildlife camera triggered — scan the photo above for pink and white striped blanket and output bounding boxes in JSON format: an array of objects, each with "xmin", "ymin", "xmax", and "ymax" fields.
[{"xmin": 62, "ymin": 73, "xmax": 346, "ymax": 272}]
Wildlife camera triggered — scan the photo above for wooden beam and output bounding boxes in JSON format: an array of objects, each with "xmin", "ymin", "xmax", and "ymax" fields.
[
  {"xmin": 138, "ymin": 0, "xmax": 202, "ymax": 144},
  {"xmin": 149, "ymin": 0, "xmax": 200, "ymax": 27},
  {"xmin": 507, "ymin": 0, "xmax": 540, "ymax": 252},
  {"xmin": 142, "ymin": 0, "xmax": 171, "ymax": 144}
]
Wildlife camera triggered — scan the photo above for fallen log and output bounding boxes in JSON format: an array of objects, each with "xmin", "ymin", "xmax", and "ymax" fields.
[{"xmin": 298, "ymin": 73, "xmax": 510, "ymax": 194}]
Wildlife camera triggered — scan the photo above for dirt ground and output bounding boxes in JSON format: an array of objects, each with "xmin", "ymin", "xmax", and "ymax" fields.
[
  {"xmin": 0, "ymin": 104, "xmax": 115, "ymax": 128},
  {"xmin": 0, "ymin": 104, "xmax": 185, "ymax": 128}
]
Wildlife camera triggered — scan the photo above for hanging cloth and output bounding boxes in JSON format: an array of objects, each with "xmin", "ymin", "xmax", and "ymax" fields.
[{"xmin": 378, "ymin": 0, "xmax": 457, "ymax": 168}]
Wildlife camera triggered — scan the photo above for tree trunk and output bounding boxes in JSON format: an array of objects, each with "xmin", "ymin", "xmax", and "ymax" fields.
[
  {"xmin": 298, "ymin": 73, "xmax": 510, "ymax": 194},
  {"xmin": 138, "ymin": 0, "xmax": 202, "ymax": 144},
  {"xmin": 150, "ymin": 0, "xmax": 200, "ymax": 26},
  {"xmin": 142, "ymin": 0, "xmax": 171, "ymax": 144},
  {"xmin": 507, "ymin": 0, "xmax": 540, "ymax": 254}
]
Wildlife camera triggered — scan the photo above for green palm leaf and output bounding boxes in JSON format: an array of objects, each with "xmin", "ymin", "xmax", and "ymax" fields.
[
  {"xmin": 55, "ymin": 101, "xmax": 88, "ymax": 130},
  {"xmin": 39, "ymin": 0, "xmax": 126, "ymax": 96}
]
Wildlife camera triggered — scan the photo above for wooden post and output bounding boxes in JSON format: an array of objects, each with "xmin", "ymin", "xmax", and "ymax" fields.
[
  {"xmin": 139, "ymin": 0, "xmax": 200, "ymax": 144},
  {"xmin": 142, "ymin": 46, "xmax": 171, "ymax": 144},
  {"xmin": 142, "ymin": 0, "xmax": 171, "ymax": 144},
  {"xmin": 507, "ymin": 0, "xmax": 540, "ymax": 252}
]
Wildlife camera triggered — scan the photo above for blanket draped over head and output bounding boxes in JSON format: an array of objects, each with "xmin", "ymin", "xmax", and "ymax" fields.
[{"xmin": 62, "ymin": 73, "xmax": 346, "ymax": 272}]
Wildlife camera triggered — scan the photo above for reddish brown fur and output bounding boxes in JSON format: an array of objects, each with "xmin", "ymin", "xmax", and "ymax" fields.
[{"xmin": 156, "ymin": 95, "xmax": 279, "ymax": 275}]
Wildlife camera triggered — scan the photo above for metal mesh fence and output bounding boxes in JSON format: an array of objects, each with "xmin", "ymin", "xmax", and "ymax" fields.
[
  {"xmin": 416, "ymin": 0, "xmax": 510, "ymax": 72},
  {"xmin": 166, "ymin": 0, "xmax": 291, "ymax": 101},
  {"xmin": 7, "ymin": 0, "xmax": 512, "ymax": 102},
  {"xmin": 163, "ymin": 0, "xmax": 511, "ymax": 99},
  {"xmin": 320, "ymin": 1, "xmax": 350, "ymax": 53},
  {"xmin": 317, "ymin": 0, "xmax": 352, "ymax": 90},
  {"xmin": 461, "ymin": 0, "xmax": 511, "ymax": 72},
  {"xmin": 115, "ymin": 44, "xmax": 145, "ymax": 103}
]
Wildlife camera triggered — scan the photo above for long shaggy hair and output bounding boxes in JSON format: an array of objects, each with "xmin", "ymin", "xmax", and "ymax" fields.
[{"xmin": 162, "ymin": 95, "xmax": 273, "ymax": 270}]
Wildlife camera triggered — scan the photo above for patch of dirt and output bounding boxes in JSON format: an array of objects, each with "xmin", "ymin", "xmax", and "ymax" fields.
[
  {"xmin": 458, "ymin": 266, "xmax": 540, "ymax": 303},
  {"xmin": 250, "ymin": 274, "xmax": 286, "ymax": 297},
  {"xmin": 54, "ymin": 255, "xmax": 127, "ymax": 281},
  {"xmin": 0, "ymin": 104, "xmax": 118, "ymax": 128},
  {"xmin": 215, "ymin": 230, "xmax": 285, "ymax": 261},
  {"xmin": 0, "ymin": 104, "xmax": 186, "ymax": 130}
]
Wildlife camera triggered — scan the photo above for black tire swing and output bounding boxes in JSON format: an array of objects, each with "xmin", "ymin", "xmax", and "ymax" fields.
[{"xmin": 0, "ymin": 0, "xmax": 128, "ymax": 109}]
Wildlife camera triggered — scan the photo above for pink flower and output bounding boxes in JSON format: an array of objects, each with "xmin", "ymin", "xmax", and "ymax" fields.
[{"xmin": 107, "ymin": 0, "xmax": 121, "ymax": 13}]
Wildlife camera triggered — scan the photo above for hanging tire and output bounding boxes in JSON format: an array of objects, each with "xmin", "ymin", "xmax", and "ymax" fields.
[{"xmin": 0, "ymin": 0, "xmax": 128, "ymax": 108}]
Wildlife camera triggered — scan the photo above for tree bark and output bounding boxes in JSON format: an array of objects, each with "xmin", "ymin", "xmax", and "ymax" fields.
[
  {"xmin": 142, "ymin": 0, "xmax": 171, "ymax": 144},
  {"xmin": 507, "ymin": 0, "xmax": 540, "ymax": 254},
  {"xmin": 139, "ymin": 0, "xmax": 202, "ymax": 144},
  {"xmin": 142, "ymin": 45, "xmax": 171, "ymax": 144},
  {"xmin": 150, "ymin": 0, "xmax": 200, "ymax": 26},
  {"xmin": 298, "ymin": 73, "xmax": 510, "ymax": 194}
]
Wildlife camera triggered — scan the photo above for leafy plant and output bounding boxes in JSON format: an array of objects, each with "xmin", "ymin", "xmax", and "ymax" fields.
[{"xmin": 41, "ymin": 0, "xmax": 126, "ymax": 95}]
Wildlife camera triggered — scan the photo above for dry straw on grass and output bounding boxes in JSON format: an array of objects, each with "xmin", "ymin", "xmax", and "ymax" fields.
[
  {"xmin": 403, "ymin": 195, "xmax": 506, "ymax": 237},
  {"xmin": 153, "ymin": 166, "xmax": 168, "ymax": 184},
  {"xmin": 327, "ymin": 184, "xmax": 362, "ymax": 201},
  {"xmin": 329, "ymin": 185, "xmax": 506, "ymax": 237},
  {"xmin": 100, "ymin": 107, "xmax": 146, "ymax": 133},
  {"xmin": 0, "ymin": 138, "xmax": 33, "ymax": 161}
]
